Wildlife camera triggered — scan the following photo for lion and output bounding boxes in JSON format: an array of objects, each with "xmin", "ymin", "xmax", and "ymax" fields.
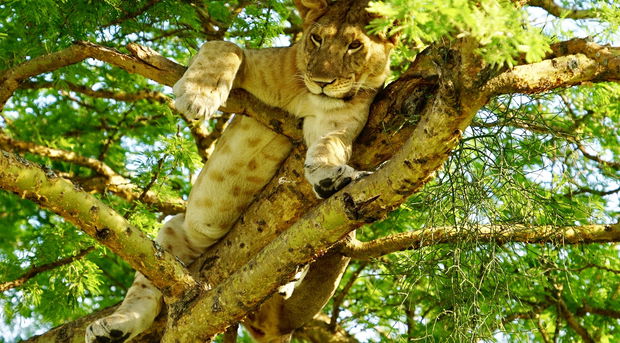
[{"xmin": 86, "ymin": 0, "xmax": 394, "ymax": 342}]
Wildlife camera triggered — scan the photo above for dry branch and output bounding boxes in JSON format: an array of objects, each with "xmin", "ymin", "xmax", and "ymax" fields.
[{"xmin": 340, "ymin": 223, "xmax": 620, "ymax": 260}]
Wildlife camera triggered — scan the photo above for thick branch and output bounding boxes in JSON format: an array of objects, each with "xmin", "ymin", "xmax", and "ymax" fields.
[
  {"xmin": 528, "ymin": 0, "xmax": 599, "ymax": 20},
  {"xmin": 340, "ymin": 223, "xmax": 620, "ymax": 260},
  {"xmin": 0, "ymin": 246, "xmax": 94, "ymax": 292},
  {"xmin": 484, "ymin": 52, "xmax": 620, "ymax": 96},
  {"xmin": 0, "ymin": 150, "xmax": 195, "ymax": 299},
  {"xmin": 23, "ymin": 304, "xmax": 167, "ymax": 343},
  {"xmin": 0, "ymin": 41, "xmax": 300, "ymax": 143}
]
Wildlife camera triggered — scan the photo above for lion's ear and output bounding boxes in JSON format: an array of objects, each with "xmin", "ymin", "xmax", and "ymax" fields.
[{"xmin": 294, "ymin": 0, "xmax": 328, "ymax": 24}]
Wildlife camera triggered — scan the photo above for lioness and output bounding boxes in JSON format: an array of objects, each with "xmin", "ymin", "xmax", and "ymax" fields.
[{"xmin": 86, "ymin": 0, "xmax": 394, "ymax": 341}]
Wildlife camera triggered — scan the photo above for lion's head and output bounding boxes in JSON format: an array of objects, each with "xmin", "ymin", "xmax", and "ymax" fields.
[{"xmin": 295, "ymin": 0, "xmax": 395, "ymax": 99}]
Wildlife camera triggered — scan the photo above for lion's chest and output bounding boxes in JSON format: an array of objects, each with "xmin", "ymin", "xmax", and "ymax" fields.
[{"xmin": 284, "ymin": 93, "xmax": 349, "ymax": 119}]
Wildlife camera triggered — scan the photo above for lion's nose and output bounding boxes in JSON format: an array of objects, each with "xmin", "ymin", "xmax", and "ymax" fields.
[{"xmin": 312, "ymin": 78, "xmax": 336, "ymax": 88}]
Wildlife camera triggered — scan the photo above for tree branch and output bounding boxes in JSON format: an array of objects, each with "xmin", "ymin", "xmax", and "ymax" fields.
[
  {"xmin": 0, "ymin": 246, "xmax": 94, "ymax": 292},
  {"xmin": 18, "ymin": 79, "xmax": 222, "ymax": 161},
  {"xmin": 0, "ymin": 41, "xmax": 301, "ymax": 145},
  {"xmin": 23, "ymin": 304, "xmax": 167, "ymax": 343},
  {"xmin": 0, "ymin": 150, "xmax": 195, "ymax": 300},
  {"xmin": 484, "ymin": 40, "xmax": 620, "ymax": 96},
  {"xmin": 161, "ymin": 38, "xmax": 486, "ymax": 341},
  {"xmin": 574, "ymin": 142, "xmax": 620, "ymax": 171},
  {"xmin": 528, "ymin": 0, "xmax": 599, "ymax": 20},
  {"xmin": 20, "ymin": 80, "xmax": 172, "ymax": 104},
  {"xmin": 8, "ymin": 37, "xmax": 620, "ymax": 341},
  {"xmin": 576, "ymin": 304, "xmax": 620, "ymax": 319},
  {"xmin": 557, "ymin": 297, "xmax": 595, "ymax": 343},
  {"xmin": 0, "ymin": 132, "xmax": 186, "ymax": 215},
  {"xmin": 340, "ymin": 223, "xmax": 620, "ymax": 260},
  {"xmin": 330, "ymin": 262, "xmax": 368, "ymax": 330},
  {"xmin": 294, "ymin": 313, "xmax": 359, "ymax": 343}
]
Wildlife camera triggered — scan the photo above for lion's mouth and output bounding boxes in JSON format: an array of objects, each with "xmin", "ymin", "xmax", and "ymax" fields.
[{"xmin": 303, "ymin": 74, "xmax": 355, "ymax": 99}]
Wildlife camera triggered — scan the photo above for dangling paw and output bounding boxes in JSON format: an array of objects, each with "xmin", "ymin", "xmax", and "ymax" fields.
[
  {"xmin": 306, "ymin": 164, "xmax": 371, "ymax": 199},
  {"xmin": 172, "ymin": 76, "xmax": 231, "ymax": 122}
]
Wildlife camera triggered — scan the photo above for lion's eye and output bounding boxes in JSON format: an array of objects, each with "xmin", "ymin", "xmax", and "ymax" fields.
[
  {"xmin": 310, "ymin": 34, "xmax": 322, "ymax": 47},
  {"xmin": 348, "ymin": 40, "xmax": 362, "ymax": 51}
]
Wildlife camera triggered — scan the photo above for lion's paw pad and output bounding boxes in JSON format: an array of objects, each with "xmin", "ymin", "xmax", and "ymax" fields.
[
  {"xmin": 85, "ymin": 316, "xmax": 135, "ymax": 343},
  {"xmin": 308, "ymin": 165, "xmax": 371, "ymax": 199}
]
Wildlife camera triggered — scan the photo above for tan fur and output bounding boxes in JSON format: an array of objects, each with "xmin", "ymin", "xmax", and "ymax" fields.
[{"xmin": 86, "ymin": 0, "xmax": 393, "ymax": 342}]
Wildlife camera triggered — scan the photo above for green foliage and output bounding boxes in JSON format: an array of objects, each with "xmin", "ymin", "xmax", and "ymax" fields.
[
  {"xmin": 345, "ymin": 85, "xmax": 619, "ymax": 341},
  {"xmin": 0, "ymin": 0, "xmax": 618, "ymax": 342},
  {"xmin": 368, "ymin": 0, "xmax": 552, "ymax": 67}
]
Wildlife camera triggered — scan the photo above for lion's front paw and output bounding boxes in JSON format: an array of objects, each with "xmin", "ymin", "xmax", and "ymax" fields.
[
  {"xmin": 306, "ymin": 164, "xmax": 371, "ymax": 199},
  {"xmin": 172, "ymin": 77, "xmax": 231, "ymax": 122},
  {"xmin": 85, "ymin": 314, "xmax": 138, "ymax": 343}
]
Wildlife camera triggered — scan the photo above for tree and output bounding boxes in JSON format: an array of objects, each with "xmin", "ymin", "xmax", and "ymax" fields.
[{"xmin": 0, "ymin": 0, "xmax": 619, "ymax": 342}]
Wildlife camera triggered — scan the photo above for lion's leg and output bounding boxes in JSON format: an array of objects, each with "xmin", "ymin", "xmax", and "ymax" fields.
[
  {"xmin": 173, "ymin": 41, "xmax": 244, "ymax": 121},
  {"xmin": 302, "ymin": 110, "xmax": 369, "ymax": 198},
  {"xmin": 86, "ymin": 116, "xmax": 291, "ymax": 343},
  {"xmin": 182, "ymin": 116, "xmax": 292, "ymax": 249},
  {"xmin": 85, "ymin": 214, "xmax": 194, "ymax": 343}
]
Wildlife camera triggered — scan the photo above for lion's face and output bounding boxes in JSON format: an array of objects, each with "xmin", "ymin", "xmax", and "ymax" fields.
[{"xmin": 295, "ymin": 0, "xmax": 394, "ymax": 99}]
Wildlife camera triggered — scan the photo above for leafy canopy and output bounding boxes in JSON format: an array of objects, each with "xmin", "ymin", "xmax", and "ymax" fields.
[{"xmin": 0, "ymin": 0, "xmax": 618, "ymax": 342}]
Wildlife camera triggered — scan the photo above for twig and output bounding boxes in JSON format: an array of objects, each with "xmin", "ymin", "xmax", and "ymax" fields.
[
  {"xmin": 329, "ymin": 261, "xmax": 369, "ymax": 331},
  {"xmin": 528, "ymin": 0, "xmax": 599, "ymax": 20},
  {"xmin": 0, "ymin": 246, "xmax": 94, "ymax": 292},
  {"xmin": 104, "ymin": 0, "xmax": 161, "ymax": 28}
]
